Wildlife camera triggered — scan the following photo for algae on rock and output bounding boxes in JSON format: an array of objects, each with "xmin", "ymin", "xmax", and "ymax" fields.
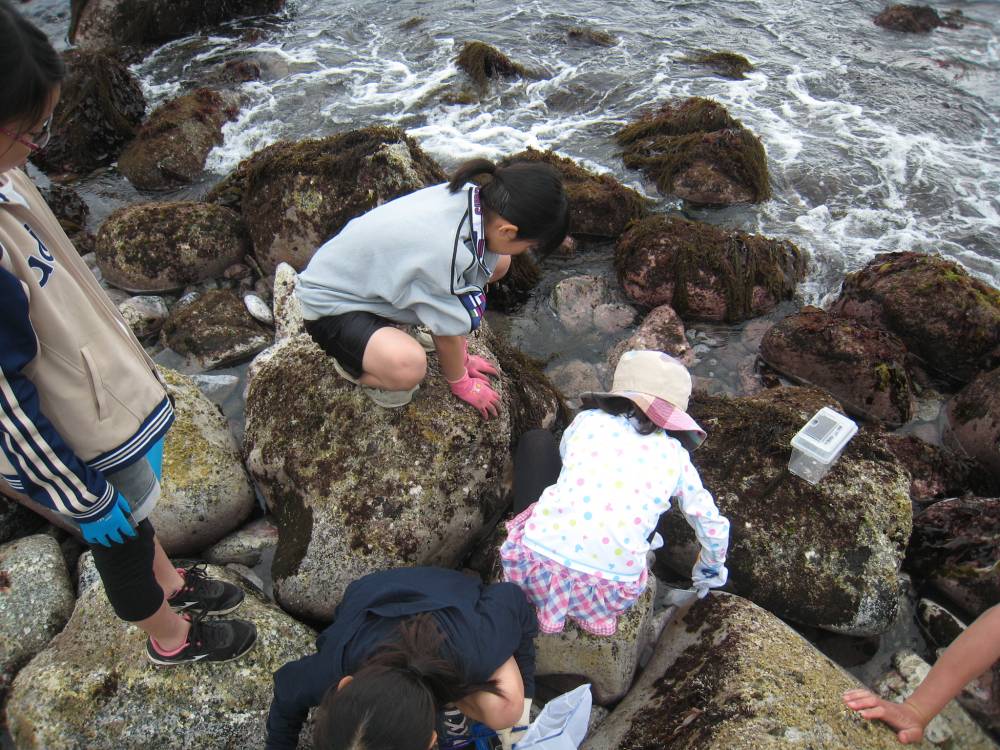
[{"xmin": 455, "ymin": 41, "xmax": 534, "ymax": 87}]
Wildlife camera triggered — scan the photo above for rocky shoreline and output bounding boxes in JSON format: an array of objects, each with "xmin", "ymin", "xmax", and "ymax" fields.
[{"xmin": 1, "ymin": 1, "xmax": 998, "ymax": 748}]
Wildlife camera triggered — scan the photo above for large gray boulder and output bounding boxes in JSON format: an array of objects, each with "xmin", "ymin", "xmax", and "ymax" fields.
[
  {"xmin": 243, "ymin": 333, "xmax": 512, "ymax": 621},
  {"xmin": 657, "ymin": 386, "xmax": 912, "ymax": 636},
  {"xmin": 160, "ymin": 290, "xmax": 273, "ymax": 370},
  {"xmin": 151, "ymin": 368, "xmax": 256, "ymax": 556},
  {"xmin": 609, "ymin": 304, "xmax": 693, "ymax": 370},
  {"xmin": 6, "ymin": 559, "xmax": 315, "ymax": 750},
  {"xmin": 205, "ymin": 517, "xmax": 279, "ymax": 568},
  {"xmin": 535, "ymin": 579, "xmax": 658, "ymax": 706},
  {"xmin": 0, "ymin": 535, "xmax": 75, "ymax": 698},
  {"xmin": 581, "ymin": 593, "xmax": 929, "ymax": 750}
]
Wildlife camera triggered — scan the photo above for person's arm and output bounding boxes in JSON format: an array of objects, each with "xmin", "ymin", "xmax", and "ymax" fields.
[
  {"xmin": 843, "ymin": 604, "xmax": 1000, "ymax": 745},
  {"xmin": 672, "ymin": 451, "xmax": 730, "ymax": 592},
  {"xmin": 432, "ymin": 334, "xmax": 468, "ymax": 382},
  {"xmin": 433, "ymin": 333, "xmax": 500, "ymax": 420},
  {"xmin": 0, "ymin": 264, "xmax": 118, "ymax": 524},
  {"xmin": 456, "ymin": 656, "xmax": 525, "ymax": 730},
  {"xmin": 266, "ymin": 653, "xmax": 337, "ymax": 749}
]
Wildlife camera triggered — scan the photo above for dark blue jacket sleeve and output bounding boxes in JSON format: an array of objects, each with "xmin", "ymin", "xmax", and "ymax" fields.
[
  {"xmin": 265, "ymin": 652, "xmax": 340, "ymax": 749},
  {"xmin": 478, "ymin": 581, "xmax": 538, "ymax": 698},
  {"xmin": 0, "ymin": 264, "xmax": 115, "ymax": 521}
]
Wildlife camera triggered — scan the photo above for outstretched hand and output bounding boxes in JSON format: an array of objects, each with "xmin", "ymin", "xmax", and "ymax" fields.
[
  {"xmin": 842, "ymin": 689, "xmax": 927, "ymax": 744},
  {"xmin": 449, "ymin": 370, "xmax": 500, "ymax": 420},
  {"xmin": 465, "ymin": 354, "xmax": 498, "ymax": 382}
]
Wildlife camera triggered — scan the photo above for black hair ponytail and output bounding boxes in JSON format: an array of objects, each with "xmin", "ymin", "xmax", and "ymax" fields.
[
  {"xmin": 0, "ymin": 1, "xmax": 65, "ymax": 133},
  {"xmin": 313, "ymin": 614, "xmax": 502, "ymax": 750},
  {"xmin": 449, "ymin": 157, "xmax": 569, "ymax": 257},
  {"xmin": 581, "ymin": 394, "xmax": 660, "ymax": 436}
]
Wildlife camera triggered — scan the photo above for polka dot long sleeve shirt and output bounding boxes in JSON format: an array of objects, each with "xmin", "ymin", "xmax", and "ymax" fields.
[{"xmin": 521, "ymin": 410, "xmax": 729, "ymax": 582}]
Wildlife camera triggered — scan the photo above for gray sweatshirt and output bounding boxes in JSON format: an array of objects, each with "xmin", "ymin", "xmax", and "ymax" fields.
[{"xmin": 295, "ymin": 183, "xmax": 498, "ymax": 336}]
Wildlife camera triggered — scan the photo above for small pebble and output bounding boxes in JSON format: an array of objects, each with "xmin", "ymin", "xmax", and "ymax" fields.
[{"xmin": 244, "ymin": 293, "xmax": 275, "ymax": 326}]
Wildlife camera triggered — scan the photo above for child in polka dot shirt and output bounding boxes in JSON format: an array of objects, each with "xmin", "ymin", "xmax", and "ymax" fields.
[{"xmin": 500, "ymin": 351, "xmax": 730, "ymax": 636}]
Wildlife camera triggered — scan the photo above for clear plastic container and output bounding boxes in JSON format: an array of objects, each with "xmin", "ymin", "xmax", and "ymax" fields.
[{"xmin": 788, "ymin": 407, "xmax": 858, "ymax": 484}]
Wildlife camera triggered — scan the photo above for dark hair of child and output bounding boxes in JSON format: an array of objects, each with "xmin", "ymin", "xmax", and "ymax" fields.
[
  {"xmin": 0, "ymin": 1, "xmax": 65, "ymax": 133},
  {"xmin": 312, "ymin": 614, "xmax": 501, "ymax": 750},
  {"xmin": 580, "ymin": 395, "xmax": 660, "ymax": 436},
  {"xmin": 448, "ymin": 158, "xmax": 570, "ymax": 257}
]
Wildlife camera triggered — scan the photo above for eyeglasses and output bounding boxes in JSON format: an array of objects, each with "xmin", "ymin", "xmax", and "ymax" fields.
[{"xmin": 0, "ymin": 115, "xmax": 53, "ymax": 152}]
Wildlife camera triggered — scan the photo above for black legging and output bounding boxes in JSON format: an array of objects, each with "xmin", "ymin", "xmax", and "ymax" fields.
[
  {"xmin": 89, "ymin": 518, "xmax": 163, "ymax": 622},
  {"xmin": 512, "ymin": 429, "xmax": 562, "ymax": 514}
]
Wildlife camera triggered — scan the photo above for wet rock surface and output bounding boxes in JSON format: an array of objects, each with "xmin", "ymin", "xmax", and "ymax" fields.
[
  {"xmin": 160, "ymin": 290, "xmax": 273, "ymax": 370},
  {"xmin": 615, "ymin": 215, "xmax": 805, "ymax": 321},
  {"xmin": 609, "ymin": 305, "xmax": 693, "ymax": 370},
  {"xmin": 582, "ymin": 593, "xmax": 915, "ymax": 750},
  {"xmin": 759, "ymin": 306, "xmax": 914, "ymax": 426},
  {"xmin": 615, "ymin": 97, "xmax": 771, "ymax": 205},
  {"xmin": 455, "ymin": 41, "xmax": 534, "ymax": 88},
  {"xmin": 0, "ymin": 535, "xmax": 75, "ymax": 699},
  {"xmin": 657, "ymin": 386, "xmax": 912, "ymax": 636},
  {"xmin": 551, "ymin": 275, "xmax": 635, "ymax": 335},
  {"xmin": 243, "ymin": 333, "xmax": 512, "ymax": 621},
  {"xmin": 830, "ymin": 252, "xmax": 1000, "ymax": 388},
  {"xmin": 500, "ymin": 148, "xmax": 647, "ymax": 239},
  {"xmin": 205, "ymin": 517, "xmax": 279, "ymax": 567},
  {"xmin": 535, "ymin": 580, "xmax": 658, "ymax": 706},
  {"xmin": 118, "ymin": 295, "xmax": 169, "ymax": 338},
  {"xmin": 225, "ymin": 126, "xmax": 445, "ymax": 274},
  {"xmin": 686, "ymin": 51, "xmax": 754, "ymax": 80},
  {"xmin": 96, "ymin": 201, "xmax": 249, "ymax": 293},
  {"xmin": 6, "ymin": 560, "xmax": 315, "ymax": 750},
  {"xmin": 874, "ymin": 5, "xmax": 964, "ymax": 33},
  {"xmin": 905, "ymin": 496, "xmax": 999, "ymax": 619},
  {"xmin": 31, "ymin": 50, "xmax": 145, "ymax": 176},
  {"xmin": 946, "ymin": 366, "xmax": 1000, "ymax": 476},
  {"xmin": 0, "ymin": 495, "xmax": 47, "ymax": 546},
  {"xmin": 151, "ymin": 368, "xmax": 256, "ymax": 556},
  {"xmin": 118, "ymin": 89, "xmax": 239, "ymax": 190},
  {"xmin": 882, "ymin": 434, "xmax": 985, "ymax": 502},
  {"xmin": 39, "ymin": 184, "xmax": 91, "ymax": 250}
]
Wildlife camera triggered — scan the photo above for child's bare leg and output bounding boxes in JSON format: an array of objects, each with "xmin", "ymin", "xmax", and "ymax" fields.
[
  {"xmin": 359, "ymin": 327, "xmax": 427, "ymax": 390},
  {"xmin": 490, "ymin": 254, "xmax": 512, "ymax": 282},
  {"xmin": 152, "ymin": 535, "xmax": 184, "ymax": 596}
]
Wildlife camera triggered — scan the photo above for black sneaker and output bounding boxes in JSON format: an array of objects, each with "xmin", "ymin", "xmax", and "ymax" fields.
[
  {"xmin": 168, "ymin": 564, "xmax": 244, "ymax": 615},
  {"xmin": 437, "ymin": 708, "xmax": 470, "ymax": 749},
  {"xmin": 147, "ymin": 612, "xmax": 257, "ymax": 666}
]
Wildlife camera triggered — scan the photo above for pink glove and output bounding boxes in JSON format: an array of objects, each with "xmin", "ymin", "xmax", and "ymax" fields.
[
  {"xmin": 461, "ymin": 338, "xmax": 498, "ymax": 382},
  {"xmin": 448, "ymin": 370, "xmax": 500, "ymax": 420}
]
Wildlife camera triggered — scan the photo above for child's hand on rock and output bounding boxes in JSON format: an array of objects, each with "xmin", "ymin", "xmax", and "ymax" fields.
[
  {"xmin": 842, "ymin": 689, "xmax": 927, "ymax": 744},
  {"xmin": 449, "ymin": 370, "xmax": 500, "ymax": 420},
  {"xmin": 466, "ymin": 354, "xmax": 498, "ymax": 382}
]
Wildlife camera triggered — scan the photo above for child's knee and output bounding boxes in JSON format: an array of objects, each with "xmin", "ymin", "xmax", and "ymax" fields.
[
  {"xmin": 382, "ymin": 347, "xmax": 427, "ymax": 389},
  {"xmin": 489, "ymin": 254, "xmax": 512, "ymax": 282}
]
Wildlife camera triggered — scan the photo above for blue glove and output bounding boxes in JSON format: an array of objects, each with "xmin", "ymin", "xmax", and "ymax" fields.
[{"xmin": 80, "ymin": 494, "xmax": 137, "ymax": 547}]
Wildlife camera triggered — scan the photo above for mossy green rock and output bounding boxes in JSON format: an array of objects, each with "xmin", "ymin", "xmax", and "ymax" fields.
[
  {"xmin": 31, "ymin": 50, "xmax": 144, "ymax": 176},
  {"xmin": 946, "ymin": 366, "xmax": 1000, "ymax": 475},
  {"xmin": 231, "ymin": 127, "xmax": 446, "ymax": 274},
  {"xmin": 70, "ymin": 0, "xmax": 286, "ymax": 49},
  {"xmin": 535, "ymin": 579, "xmax": 657, "ymax": 706},
  {"xmin": 160, "ymin": 290, "xmax": 273, "ymax": 370},
  {"xmin": 96, "ymin": 201, "xmax": 249, "ymax": 293},
  {"xmin": 6, "ymin": 559, "xmax": 315, "ymax": 750},
  {"xmin": 455, "ymin": 41, "xmax": 533, "ymax": 88},
  {"xmin": 0, "ymin": 535, "xmax": 74, "ymax": 700},
  {"xmin": 499, "ymin": 148, "xmax": 647, "ymax": 239},
  {"xmin": 760, "ymin": 306, "xmax": 914, "ymax": 426},
  {"xmin": 687, "ymin": 51, "xmax": 754, "ymax": 80},
  {"xmin": 581, "ymin": 593, "xmax": 930, "ymax": 750},
  {"xmin": 830, "ymin": 251, "xmax": 1000, "ymax": 388},
  {"xmin": 657, "ymin": 386, "xmax": 912, "ymax": 635},
  {"xmin": 615, "ymin": 215, "xmax": 805, "ymax": 322},
  {"xmin": 118, "ymin": 88, "xmax": 238, "ymax": 190},
  {"xmin": 615, "ymin": 97, "xmax": 771, "ymax": 205},
  {"xmin": 243, "ymin": 333, "xmax": 512, "ymax": 621},
  {"xmin": 151, "ymin": 368, "xmax": 256, "ymax": 556}
]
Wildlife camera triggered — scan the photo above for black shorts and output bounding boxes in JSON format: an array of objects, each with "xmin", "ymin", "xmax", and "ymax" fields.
[{"xmin": 304, "ymin": 311, "xmax": 395, "ymax": 378}]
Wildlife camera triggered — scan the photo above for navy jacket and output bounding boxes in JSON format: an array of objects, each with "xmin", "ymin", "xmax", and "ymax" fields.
[{"xmin": 265, "ymin": 567, "xmax": 538, "ymax": 749}]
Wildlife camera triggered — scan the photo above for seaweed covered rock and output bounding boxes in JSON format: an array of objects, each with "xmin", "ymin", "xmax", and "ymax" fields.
[
  {"xmin": 0, "ymin": 535, "xmax": 75, "ymax": 700},
  {"xmin": 657, "ymin": 387, "xmax": 912, "ymax": 635},
  {"xmin": 160, "ymin": 289, "xmax": 273, "ymax": 370},
  {"xmin": 551, "ymin": 275, "xmax": 635, "ymax": 335},
  {"xmin": 39, "ymin": 184, "xmax": 91, "ymax": 250},
  {"xmin": 500, "ymin": 148, "xmax": 647, "ymax": 239},
  {"xmin": 615, "ymin": 215, "xmax": 805, "ymax": 322},
  {"xmin": 535, "ymin": 580, "xmax": 658, "ymax": 706},
  {"xmin": 609, "ymin": 304, "xmax": 693, "ymax": 370},
  {"xmin": 233, "ymin": 127, "xmax": 446, "ymax": 274},
  {"xmin": 874, "ymin": 5, "xmax": 964, "ymax": 33},
  {"xmin": 118, "ymin": 89, "xmax": 239, "ymax": 190},
  {"xmin": 581, "ymin": 593, "xmax": 915, "ymax": 750},
  {"xmin": 117, "ymin": 295, "xmax": 169, "ymax": 338},
  {"xmin": 946, "ymin": 366, "xmax": 1000, "ymax": 475},
  {"xmin": 487, "ymin": 253, "xmax": 542, "ymax": 312},
  {"xmin": 686, "ymin": 51, "xmax": 753, "ymax": 80},
  {"xmin": 905, "ymin": 497, "xmax": 999, "ymax": 619},
  {"xmin": 150, "ymin": 368, "xmax": 256, "ymax": 556},
  {"xmin": 882, "ymin": 434, "xmax": 985, "ymax": 502},
  {"xmin": 830, "ymin": 252, "xmax": 1000, "ymax": 388},
  {"xmin": 567, "ymin": 27, "xmax": 616, "ymax": 46},
  {"xmin": 69, "ymin": 0, "xmax": 286, "ymax": 49},
  {"xmin": 759, "ymin": 306, "xmax": 914, "ymax": 426},
  {"xmin": 96, "ymin": 201, "xmax": 249, "ymax": 292},
  {"xmin": 243, "ymin": 332, "xmax": 512, "ymax": 621},
  {"xmin": 6, "ymin": 560, "xmax": 314, "ymax": 750},
  {"xmin": 615, "ymin": 97, "xmax": 770, "ymax": 205},
  {"xmin": 874, "ymin": 651, "xmax": 995, "ymax": 749},
  {"xmin": 32, "ymin": 50, "xmax": 144, "ymax": 176},
  {"xmin": 455, "ymin": 41, "xmax": 533, "ymax": 87}
]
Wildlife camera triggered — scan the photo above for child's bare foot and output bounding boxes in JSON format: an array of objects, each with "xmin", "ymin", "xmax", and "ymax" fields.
[{"xmin": 843, "ymin": 688, "xmax": 926, "ymax": 744}]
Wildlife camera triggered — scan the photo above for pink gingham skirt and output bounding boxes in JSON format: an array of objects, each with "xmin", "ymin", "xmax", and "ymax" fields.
[{"xmin": 500, "ymin": 504, "xmax": 648, "ymax": 636}]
